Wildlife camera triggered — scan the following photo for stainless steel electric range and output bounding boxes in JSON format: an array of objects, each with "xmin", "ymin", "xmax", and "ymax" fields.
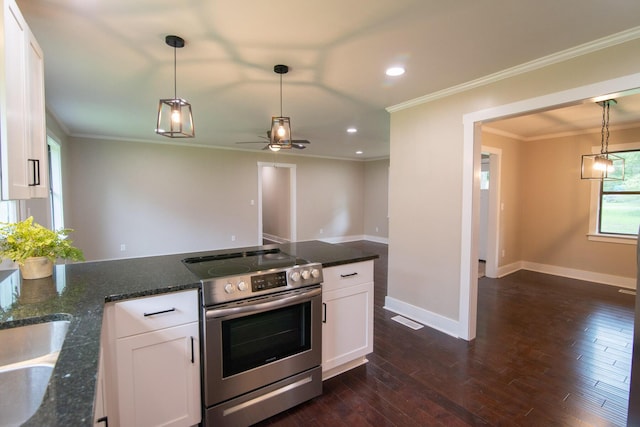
[{"xmin": 182, "ymin": 248, "xmax": 323, "ymax": 427}]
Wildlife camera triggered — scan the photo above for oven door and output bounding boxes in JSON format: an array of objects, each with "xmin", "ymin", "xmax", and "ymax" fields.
[{"xmin": 203, "ymin": 285, "xmax": 322, "ymax": 407}]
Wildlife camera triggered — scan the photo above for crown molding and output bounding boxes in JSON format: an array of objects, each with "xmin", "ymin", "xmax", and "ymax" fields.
[{"xmin": 387, "ymin": 26, "xmax": 640, "ymax": 113}]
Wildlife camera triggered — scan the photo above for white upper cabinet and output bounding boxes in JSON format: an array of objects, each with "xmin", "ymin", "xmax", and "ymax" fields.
[{"xmin": 0, "ymin": 0, "xmax": 48, "ymax": 200}]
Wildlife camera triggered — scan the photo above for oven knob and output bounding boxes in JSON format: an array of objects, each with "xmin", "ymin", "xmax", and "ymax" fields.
[
  {"xmin": 237, "ymin": 281, "xmax": 247, "ymax": 291},
  {"xmin": 311, "ymin": 268, "xmax": 320, "ymax": 278},
  {"xmin": 224, "ymin": 283, "xmax": 235, "ymax": 294},
  {"xmin": 290, "ymin": 271, "xmax": 301, "ymax": 282},
  {"xmin": 301, "ymin": 269, "xmax": 310, "ymax": 280}
]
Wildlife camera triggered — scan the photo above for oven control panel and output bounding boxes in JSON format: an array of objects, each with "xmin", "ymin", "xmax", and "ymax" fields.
[
  {"xmin": 251, "ymin": 271, "xmax": 288, "ymax": 292},
  {"xmin": 202, "ymin": 263, "xmax": 323, "ymax": 305}
]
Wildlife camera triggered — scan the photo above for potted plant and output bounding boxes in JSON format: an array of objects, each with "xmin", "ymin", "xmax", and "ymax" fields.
[{"xmin": 0, "ymin": 216, "xmax": 84, "ymax": 279}]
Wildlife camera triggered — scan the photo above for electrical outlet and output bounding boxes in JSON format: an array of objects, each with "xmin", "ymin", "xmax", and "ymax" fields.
[
  {"xmin": 319, "ymin": 228, "xmax": 323, "ymax": 234},
  {"xmin": 120, "ymin": 244, "xmax": 126, "ymax": 252},
  {"xmin": 231, "ymin": 235, "xmax": 236, "ymax": 242},
  {"xmin": 375, "ymin": 226, "xmax": 379, "ymax": 232},
  {"xmin": 501, "ymin": 249, "xmax": 505, "ymax": 258}
]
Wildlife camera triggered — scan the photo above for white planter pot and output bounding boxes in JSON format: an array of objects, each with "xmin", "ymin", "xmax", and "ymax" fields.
[{"xmin": 20, "ymin": 256, "xmax": 54, "ymax": 279}]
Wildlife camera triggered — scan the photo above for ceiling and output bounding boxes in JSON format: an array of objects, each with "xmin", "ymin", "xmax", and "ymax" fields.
[
  {"xmin": 485, "ymin": 92, "xmax": 640, "ymax": 140},
  {"xmin": 16, "ymin": 0, "xmax": 640, "ymax": 160}
]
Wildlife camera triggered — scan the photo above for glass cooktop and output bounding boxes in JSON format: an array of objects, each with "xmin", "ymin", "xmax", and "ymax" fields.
[{"xmin": 182, "ymin": 248, "xmax": 309, "ymax": 279}]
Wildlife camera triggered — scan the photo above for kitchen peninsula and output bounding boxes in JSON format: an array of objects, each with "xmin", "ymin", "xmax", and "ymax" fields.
[{"xmin": 0, "ymin": 240, "xmax": 378, "ymax": 426}]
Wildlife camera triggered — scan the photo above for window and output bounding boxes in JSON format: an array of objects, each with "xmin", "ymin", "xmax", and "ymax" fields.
[
  {"xmin": 599, "ymin": 150, "xmax": 640, "ymax": 235},
  {"xmin": 588, "ymin": 144, "xmax": 640, "ymax": 244}
]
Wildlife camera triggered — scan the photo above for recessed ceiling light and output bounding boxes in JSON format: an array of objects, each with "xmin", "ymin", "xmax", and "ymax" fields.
[
  {"xmin": 356, "ymin": 151, "xmax": 363, "ymax": 155},
  {"xmin": 385, "ymin": 66, "xmax": 405, "ymax": 77},
  {"xmin": 347, "ymin": 127, "xmax": 357, "ymax": 133}
]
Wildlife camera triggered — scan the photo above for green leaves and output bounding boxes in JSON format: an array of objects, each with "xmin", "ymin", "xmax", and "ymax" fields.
[{"xmin": 0, "ymin": 217, "xmax": 84, "ymax": 265}]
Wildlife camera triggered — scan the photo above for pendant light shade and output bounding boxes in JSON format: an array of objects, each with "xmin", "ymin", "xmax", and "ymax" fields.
[
  {"xmin": 156, "ymin": 35, "xmax": 195, "ymax": 138},
  {"xmin": 581, "ymin": 99, "xmax": 624, "ymax": 181},
  {"xmin": 269, "ymin": 64, "xmax": 292, "ymax": 150}
]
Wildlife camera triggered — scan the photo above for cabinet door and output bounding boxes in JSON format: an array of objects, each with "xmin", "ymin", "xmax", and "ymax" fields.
[
  {"xmin": 322, "ymin": 282, "xmax": 374, "ymax": 373},
  {"xmin": 115, "ymin": 322, "xmax": 201, "ymax": 427},
  {"xmin": 1, "ymin": 0, "xmax": 30, "ymax": 200},
  {"xmin": 25, "ymin": 29, "xmax": 48, "ymax": 198}
]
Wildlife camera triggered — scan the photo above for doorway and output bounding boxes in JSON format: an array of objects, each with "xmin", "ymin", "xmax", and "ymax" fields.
[
  {"xmin": 479, "ymin": 147, "xmax": 501, "ymax": 279},
  {"xmin": 257, "ymin": 162, "xmax": 297, "ymax": 244},
  {"xmin": 459, "ymin": 73, "xmax": 640, "ymax": 341}
]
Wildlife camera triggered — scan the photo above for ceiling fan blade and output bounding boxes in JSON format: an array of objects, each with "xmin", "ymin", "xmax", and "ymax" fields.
[
  {"xmin": 235, "ymin": 141, "xmax": 265, "ymax": 144},
  {"xmin": 291, "ymin": 139, "xmax": 310, "ymax": 144},
  {"xmin": 293, "ymin": 144, "xmax": 307, "ymax": 149}
]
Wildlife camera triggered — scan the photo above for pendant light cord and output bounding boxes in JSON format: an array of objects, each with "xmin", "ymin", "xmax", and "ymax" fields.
[
  {"xmin": 279, "ymin": 73, "xmax": 283, "ymax": 117},
  {"xmin": 173, "ymin": 46, "xmax": 177, "ymax": 100}
]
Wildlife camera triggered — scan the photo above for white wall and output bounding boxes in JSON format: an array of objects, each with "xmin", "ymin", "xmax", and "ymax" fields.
[
  {"xmin": 387, "ymin": 37, "xmax": 640, "ymax": 339},
  {"xmin": 65, "ymin": 136, "xmax": 388, "ymax": 261}
]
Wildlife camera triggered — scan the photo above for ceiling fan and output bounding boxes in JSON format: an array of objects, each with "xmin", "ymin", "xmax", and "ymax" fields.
[
  {"xmin": 236, "ymin": 131, "xmax": 311, "ymax": 151},
  {"xmin": 236, "ymin": 64, "xmax": 310, "ymax": 152}
]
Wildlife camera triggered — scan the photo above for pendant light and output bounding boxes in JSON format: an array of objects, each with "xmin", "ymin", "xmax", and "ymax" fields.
[
  {"xmin": 269, "ymin": 64, "xmax": 292, "ymax": 151},
  {"xmin": 581, "ymin": 99, "xmax": 624, "ymax": 181},
  {"xmin": 156, "ymin": 35, "xmax": 195, "ymax": 138}
]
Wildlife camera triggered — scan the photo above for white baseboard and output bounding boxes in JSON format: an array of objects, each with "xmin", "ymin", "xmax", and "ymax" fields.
[
  {"xmin": 316, "ymin": 234, "xmax": 389, "ymax": 244},
  {"xmin": 496, "ymin": 261, "xmax": 524, "ymax": 278},
  {"xmin": 384, "ymin": 296, "xmax": 460, "ymax": 339},
  {"xmin": 262, "ymin": 233, "xmax": 290, "ymax": 244},
  {"xmin": 521, "ymin": 261, "xmax": 635, "ymax": 289},
  {"xmin": 317, "ymin": 235, "xmax": 362, "ymax": 244},
  {"xmin": 363, "ymin": 234, "xmax": 389, "ymax": 244}
]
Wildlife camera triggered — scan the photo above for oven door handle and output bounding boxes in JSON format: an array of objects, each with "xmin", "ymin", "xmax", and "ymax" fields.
[{"xmin": 206, "ymin": 286, "xmax": 321, "ymax": 319}]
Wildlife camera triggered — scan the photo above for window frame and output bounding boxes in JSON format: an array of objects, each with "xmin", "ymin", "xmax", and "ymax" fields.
[{"xmin": 587, "ymin": 141, "xmax": 640, "ymax": 245}]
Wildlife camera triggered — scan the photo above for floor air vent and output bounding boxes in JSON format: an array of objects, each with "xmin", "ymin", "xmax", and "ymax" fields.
[{"xmin": 391, "ymin": 315, "xmax": 424, "ymax": 330}]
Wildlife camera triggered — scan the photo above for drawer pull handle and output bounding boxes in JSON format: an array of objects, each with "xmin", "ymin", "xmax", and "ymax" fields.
[
  {"xmin": 190, "ymin": 336, "xmax": 195, "ymax": 364},
  {"xmin": 143, "ymin": 307, "xmax": 176, "ymax": 317},
  {"xmin": 96, "ymin": 416, "xmax": 108, "ymax": 426},
  {"xmin": 340, "ymin": 272, "xmax": 358, "ymax": 278}
]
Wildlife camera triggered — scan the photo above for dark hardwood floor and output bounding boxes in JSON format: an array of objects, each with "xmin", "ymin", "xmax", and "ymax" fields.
[{"xmin": 256, "ymin": 241, "xmax": 636, "ymax": 426}]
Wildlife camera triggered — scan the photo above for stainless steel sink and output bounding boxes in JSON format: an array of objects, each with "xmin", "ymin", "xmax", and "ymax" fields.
[
  {"xmin": 0, "ymin": 320, "xmax": 69, "ymax": 367},
  {"xmin": 0, "ymin": 320, "xmax": 70, "ymax": 426}
]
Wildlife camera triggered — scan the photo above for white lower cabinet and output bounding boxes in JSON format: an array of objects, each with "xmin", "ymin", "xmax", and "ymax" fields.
[
  {"xmin": 101, "ymin": 289, "xmax": 201, "ymax": 427},
  {"xmin": 116, "ymin": 322, "xmax": 200, "ymax": 427},
  {"xmin": 321, "ymin": 261, "xmax": 374, "ymax": 380}
]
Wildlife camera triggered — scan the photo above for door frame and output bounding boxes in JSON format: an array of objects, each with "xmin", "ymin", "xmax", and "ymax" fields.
[{"xmin": 257, "ymin": 162, "xmax": 297, "ymax": 244}]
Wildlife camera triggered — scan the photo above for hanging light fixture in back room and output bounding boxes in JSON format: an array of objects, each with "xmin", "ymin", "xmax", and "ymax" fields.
[
  {"xmin": 155, "ymin": 35, "xmax": 195, "ymax": 138},
  {"xmin": 581, "ymin": 99, "xmax": 624, "ymax": 181}
]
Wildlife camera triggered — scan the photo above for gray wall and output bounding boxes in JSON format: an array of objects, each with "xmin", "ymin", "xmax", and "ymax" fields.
[
  {"xmin": 364, "ymin": 160, "xmax": 389, "ymax": 240},
  {"xmin": 65, "ymin": 136, "xmax": 389, "ymax": 261}
]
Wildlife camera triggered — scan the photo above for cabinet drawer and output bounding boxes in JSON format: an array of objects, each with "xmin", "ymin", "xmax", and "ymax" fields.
[
  {"xmin": 322, "ymin": 261, "xmax": 373, "ymax": 292},
  {"xmin": 114, "ymin": 290, "xmax": 198, "ymax": 338}
]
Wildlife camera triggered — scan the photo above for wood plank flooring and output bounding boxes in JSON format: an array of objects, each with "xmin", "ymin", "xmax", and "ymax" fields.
[{"xmin": 256, "ymin": 241, "xmax": 635, "ymax": 426}]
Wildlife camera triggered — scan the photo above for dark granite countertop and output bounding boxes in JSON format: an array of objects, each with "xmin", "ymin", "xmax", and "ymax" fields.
[{"xmin": 0, "ymin": 240, "xmax": 377, "ymax": 426}]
